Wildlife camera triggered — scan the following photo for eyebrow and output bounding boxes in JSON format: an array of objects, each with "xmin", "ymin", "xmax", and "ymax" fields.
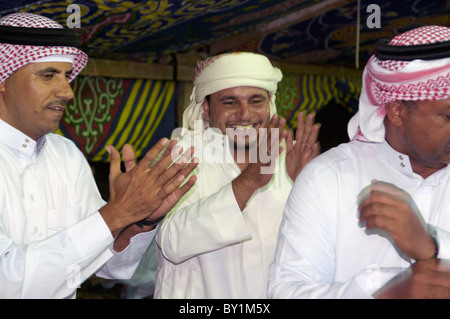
[
  {"xmin": 218, "ymin": 94, "xmax": 267, "ymax": 102},
  {"xmin": 37, "ymin": 67, "xmax": 73, "ymax": 76}
]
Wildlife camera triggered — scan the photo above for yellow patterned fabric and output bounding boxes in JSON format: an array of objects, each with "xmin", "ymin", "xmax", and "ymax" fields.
[
  {"xmin": 277, "ymin": 74, "xmax": 361, "ymax": 129},
  {"xmin": 57, "ymin": 76, "xmax": 177, "ymax": 162}
]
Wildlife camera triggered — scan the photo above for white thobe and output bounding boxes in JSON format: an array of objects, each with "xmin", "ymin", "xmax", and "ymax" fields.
[
  {"xmin": 154, "ymin": 128, "xmax": 293, "ymax": 298},
  {"xmin": 0, "ymin": 119, "xmax": 154, "ymax": 298},
  {"xmin": 269, "ymin": 139, "xmax": 450, "ymax": 298}
]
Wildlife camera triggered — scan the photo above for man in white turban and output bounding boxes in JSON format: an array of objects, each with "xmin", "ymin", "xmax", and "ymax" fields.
[
  {"xmin": 269, "ymin": 25, "xmax": 450, "ymax": 299},
  {"xmin": 0, "ymin": 12, "xmax": 196, "ymax": 298},
  {"xmin": 153, "ymin": 52, "xmax": 320, "ymax": 298}
]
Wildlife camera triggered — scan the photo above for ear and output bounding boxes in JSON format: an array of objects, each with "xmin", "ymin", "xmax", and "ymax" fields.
[
  {"xmin": 384, "ymin": 101, "xmax": 405, "ymax": 127},
  {"xmin": 201, "ymin": 99, "xmax": 210, "ymax": 122},
  {"xmin": 0, "ymin": 82, "xmax": 5, "ymax": 93}
]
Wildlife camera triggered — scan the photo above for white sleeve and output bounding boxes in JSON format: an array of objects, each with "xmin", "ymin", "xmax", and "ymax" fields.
[
  {"xmin": 156, "ymin": 182, "xmax": 251, "ymax": 264},
  {"xmin": 97, "ymin": 229, "xmax": 155, "ymax": 280},
  {"xmin": 0, "ymin": 212, "xmax": 114, "ymax": 299},
  {"xmin": 268, "ymin": 169, "xmax": 401, "ymax": 299}
]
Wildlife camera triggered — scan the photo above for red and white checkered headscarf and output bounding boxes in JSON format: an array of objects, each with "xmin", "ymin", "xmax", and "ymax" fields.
[
  {"xmin": 0, "ymin": 12, "xmax": 87, "ymax": 83},
  {"xmin": 348, "ymin": 25, "xmax": 450, "ymax": 142}
]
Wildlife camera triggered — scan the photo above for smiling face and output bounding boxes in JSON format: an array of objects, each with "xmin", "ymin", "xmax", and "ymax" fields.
[
  {"xmin": 0, "ymin": 61, "xmax": 74, "ymax": 141},
  {"xmin": 202, "ymin": 86, "xmax": 271, "ymax": 149}
]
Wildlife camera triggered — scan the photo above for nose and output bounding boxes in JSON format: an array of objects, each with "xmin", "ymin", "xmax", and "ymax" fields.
[
  {"xmin": 55, "ymin": 76, "xmax": 74, "ymax": 101},
  {"xmin": 237, "ymin": 102, "xmax": 251, "ymax": 121}
]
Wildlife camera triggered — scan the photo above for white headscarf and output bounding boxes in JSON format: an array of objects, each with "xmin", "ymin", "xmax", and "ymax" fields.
[
  {"xmin": 348, "ymin": 25, "xmax": 450, "ymax": 142},
  {"xmin": 182, "ymin": 52, "xmax": 283, "ymax": 131}
]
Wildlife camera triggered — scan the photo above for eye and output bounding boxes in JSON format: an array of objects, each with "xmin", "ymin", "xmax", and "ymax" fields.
[{"xmin": 221, "ymin": 99, "xmax": 237, "ymax": 106}]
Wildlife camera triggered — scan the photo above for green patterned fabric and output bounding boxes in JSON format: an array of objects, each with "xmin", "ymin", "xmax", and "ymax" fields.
[
  {"xmin": 57, "ymin": 76, "xmax": 177, "ymax": 162},
  {"xmin": 277, "ymin": 74, "xmax": 361, "ymax": 129}
]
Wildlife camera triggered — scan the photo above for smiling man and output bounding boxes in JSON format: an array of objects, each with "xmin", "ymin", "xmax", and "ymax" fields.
[
  {"xmin": 152, "ymin": 52, "xmax": 320, "ymax": 298},
  {"xmin": 0, "ymin": 12, "xmax": 196, "ymax": 299}
]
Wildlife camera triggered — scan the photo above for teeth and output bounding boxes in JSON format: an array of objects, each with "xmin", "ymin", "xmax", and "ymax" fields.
[{"xmin": 233, "ymin": 125, "xmax": 254, "ymax": 130}]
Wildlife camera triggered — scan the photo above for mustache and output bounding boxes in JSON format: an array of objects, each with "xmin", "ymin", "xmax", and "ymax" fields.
[{"xmin": 45, "ymin": 100, "xmax": 68, "ymax": 108}]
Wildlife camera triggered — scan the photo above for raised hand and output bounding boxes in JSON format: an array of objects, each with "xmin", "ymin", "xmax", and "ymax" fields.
[
  {"xmin": 232, "ymin": 114, "xmax": 288, "ymax": 210},
  {"xmin": 285, "ymin": 111, "xmax": 320, "ymax": 182},
  {"xmin": 100, "ymin": 138, "xmax": 197, "ymax": 237},
  {"xmin": 358, "ymin": 180, "xmax": 437, "ymax": 260}
]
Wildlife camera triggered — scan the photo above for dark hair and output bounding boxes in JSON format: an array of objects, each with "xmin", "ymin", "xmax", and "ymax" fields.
[{"xmin": 401, "ymin": 100, "xmax": 418, "ymax": 113}]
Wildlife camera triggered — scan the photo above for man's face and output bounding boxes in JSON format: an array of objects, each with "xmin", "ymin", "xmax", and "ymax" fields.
[
  {"xmin": 400, "ymin": 98, "xmax": 450, "ymax": 168},
  {"xmin": 0, "ymin": 61, "xmax": 74, "ymax": 140},
  {"xmin": 202, "ymin": 86, "xmax": 271, "ymax": 148}
]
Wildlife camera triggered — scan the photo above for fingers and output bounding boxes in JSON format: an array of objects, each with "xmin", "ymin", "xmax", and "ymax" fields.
[
  {"xmin": 159, "ymin": 163, "xmax": 198, "ymax": 200},
  {"xmin": 266, "ymin": 114, "xmax": 288, "ymax": 147},
  {"xmin": 358, "ymin": 200, "xmax": 398, "ymax": 232},
  {"xmin": 358, "ymin": 180, "xmax": 412, "ymax": 211},
  {"xmin": 156, "ymin": 147, "xmax": 195, "ymax": 185},
  {"xmin": 311, "ymin": 141, "xmax": 321, "ymax": 158},
  {"xmin": 357, "ymin": 181, "xmax": 404, "ymax": 229},
  {"xmin": 284, "ymin": 129, "xmax": 294, "ymax": 153},
  {"xmin": 174, "ymin": 175, "xmax": 197, "ymax": 198},
  {"xmin": 122, "ymin": 144, "xmax": 136, "ymax": 172},
  {"xmin": 160, "ymin": 139, "xmax": 179, "ymax": 161},
  {"xmin": 106, "ymin": 145, "xmax": 122, "ymax": 182},
  {"xmin": 295, "ymin": 112, "xmax": 320, "ymax": 148},
  {"xmin": 134, "ymin": 137, "xmax": 170, "ymax": 174},
  {"xmin": 358, "ymin": 188, "xmax": 410, "ymax": 224}
]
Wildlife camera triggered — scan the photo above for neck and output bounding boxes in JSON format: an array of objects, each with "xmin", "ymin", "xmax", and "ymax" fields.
[
  {"xmin": 409, "ymin": 163, "xmax": 444, "ymax": 179},
  {"xmin": 385, "ymin": 133, "xmax": 445, "ymax": 179}
]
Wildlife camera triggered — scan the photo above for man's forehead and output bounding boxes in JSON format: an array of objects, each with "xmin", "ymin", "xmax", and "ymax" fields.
[
  {"xmin": 413, "ymin": 98, "xmax": 450, "ymax": 111},
  {"xmin": 213, "ymin": 86, "xmax": 269, "ymax": 97},
  {"xmin": 31, "ymin": 61, "xmax": 73, "ymax": 71}
]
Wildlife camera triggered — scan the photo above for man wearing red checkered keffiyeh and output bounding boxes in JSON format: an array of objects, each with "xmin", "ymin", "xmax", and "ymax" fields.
[
  {"xmin": 348, "ymin": 25, "xmax": 450, "ymax": 143},
  {"xmin": 269, "ymin": 25, "xmax": 450, "ymax": 299},
  {"xmin": 0, "ymin": 12, "xmax": 196, "ymax": 298}
]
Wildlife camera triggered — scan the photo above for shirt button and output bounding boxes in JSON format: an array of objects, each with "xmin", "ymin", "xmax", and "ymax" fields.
[{"xmin": 33, "ymin": 226, "xmax": 40, "ymax": 234}]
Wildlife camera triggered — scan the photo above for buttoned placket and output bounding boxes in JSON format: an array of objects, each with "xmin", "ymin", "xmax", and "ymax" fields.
[{"xmin": 20, "ymin": 138, "xmax": 47, "ymax": 243}]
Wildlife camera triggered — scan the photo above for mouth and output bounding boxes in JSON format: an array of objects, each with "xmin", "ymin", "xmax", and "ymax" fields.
[
  {"xmin": 45, "ymin": 99, "xmax": 67, "ymax": 113},
  {"xmin": 227, "ymin": 123, "xmax": 259, "ymax": 131},
  {"xmin": 47, "ymin": 106, "xmax": 65, "ymax": 112}
]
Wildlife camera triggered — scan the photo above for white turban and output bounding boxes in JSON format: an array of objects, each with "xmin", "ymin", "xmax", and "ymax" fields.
[
  {"xmin": 348, "ymin": 25, "xmax": 450, "ymax": 142},
  {"xmin": 182, "ymin": 52, "xmax": 283, "ymax": 131}
]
